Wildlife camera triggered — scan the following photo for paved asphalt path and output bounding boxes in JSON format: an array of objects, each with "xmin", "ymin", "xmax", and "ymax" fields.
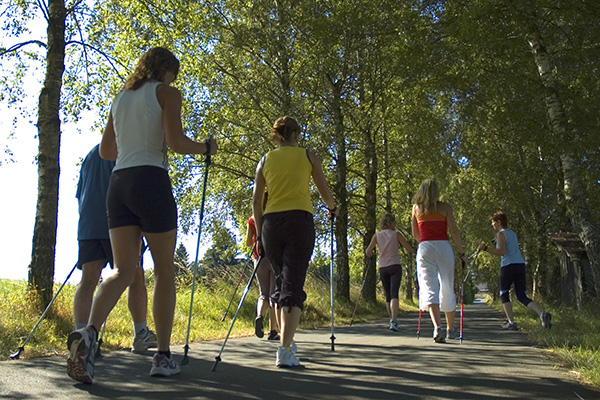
[{"xmin": 2, "ymin": 304, "xmax": 599, "ymax": 399}]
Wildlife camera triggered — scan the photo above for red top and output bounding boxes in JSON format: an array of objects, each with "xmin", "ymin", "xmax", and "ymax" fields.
[
  {"xmin": 248, "ymin": 216, "xmax": 259, "ymax": 259},
  {"xmin": 417, "ymin": 212, "xmax": 449, "ymax": 242}
]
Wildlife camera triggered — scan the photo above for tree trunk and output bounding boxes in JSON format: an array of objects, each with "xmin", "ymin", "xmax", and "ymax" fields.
[
  {"xmin": 28, "ymin": 0, "xmax": 66, "ymax": 310},
  {"xmin": 519, "ymin": 0, "xmax": 600, "ymax": 297},
  {"xmin": 363, "ymin": 123, "xmax": 378, "ymax": 303},
  {"xmin": 329, "ymin": 79, "xmax": 350, "ymax": 301}
]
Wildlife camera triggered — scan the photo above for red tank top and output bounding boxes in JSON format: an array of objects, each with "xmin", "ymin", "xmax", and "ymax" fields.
[{"xmin": 417, "ymin": 212, "xmax": 449, "ymax": 242}]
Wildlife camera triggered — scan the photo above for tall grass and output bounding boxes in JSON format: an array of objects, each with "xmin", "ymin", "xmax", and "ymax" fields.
[
  {"xmin": 0, "ymin": 272, "xmax": 393, "ymax": 360},
  {"xmin": 490, "ymin": 300, "xmax": 600, "ymax": 387}
]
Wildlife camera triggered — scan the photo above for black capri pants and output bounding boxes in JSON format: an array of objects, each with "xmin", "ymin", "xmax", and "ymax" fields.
[
  {"xmin": 262, "ymin": 210, "xmax": 315, "ymax": 310},
  {"xmin": 379, "ymin": 264, "xmax": 403, "ymax": 302},
  {"xmin": 499, "ymin": 263, "xmax": 532, "ymax": 306},
  {"xmin": 107, "ymin": 166, "xmax": 177, "ymax": 233}
]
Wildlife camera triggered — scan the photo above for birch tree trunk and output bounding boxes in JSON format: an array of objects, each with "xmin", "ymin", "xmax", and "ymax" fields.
[
  {"xmin": 519, "ymin": 0, "xmax": 600, "ymax": 297},
  {"xmin": 27, "ymin": 0, "xmax": 66, "ymax": 309}
]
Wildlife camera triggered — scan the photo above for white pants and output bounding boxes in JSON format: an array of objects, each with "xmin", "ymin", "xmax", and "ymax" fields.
[{"xmin": 416, "ymin": 240, "xmax": 456, "ymax": 312}]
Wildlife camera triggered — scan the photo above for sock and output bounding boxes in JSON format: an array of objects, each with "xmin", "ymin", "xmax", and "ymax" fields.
[
  {"xmin": 75, "ymin": 322, "xmax": 86, "ymax": 330},
  {"xmin": 134, "ymin": 321, "xmax": 148, "ymax": 339}
]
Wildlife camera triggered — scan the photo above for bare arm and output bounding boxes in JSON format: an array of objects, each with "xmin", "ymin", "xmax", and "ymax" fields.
[
  {"xmin": 308, "ymin": 150, "xmax": 336, "ymax": 211},
  {"xmin": 100, "ymin": 113, "xmax": 118, "ymax": 161},
  {"xmin": 158, "ymin": 84, "xmax": 217, "ymax": 155},
  {"xmin": 252, "ymin": 161, "xmax": 267, "ymax": 255},
  {"xmin": 397, "ymin": 232, "xmax": 413, "ymax": 254},
  {"xmin": 245, "ymin": 219, "xmax": 254, "ymax": 247},
  {"xmin": 485, "ymin": 232, "xmax": 506, "ymax": 256},
  {"xmin": 411, "ymin": 204, "xmax": 420, "ymax": 243},
  {"xmin": 365, "ymin": 234, "xmax": 377, "ymax": 256}
]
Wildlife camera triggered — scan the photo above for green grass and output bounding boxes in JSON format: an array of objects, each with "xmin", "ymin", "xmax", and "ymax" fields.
[
  {"xmin": 490, "ymin": 299, "xmax": 600, "ymax": 388},
  {"xmin": 0, "ymin": 273, "xmax": 396, "ymax": 361}
]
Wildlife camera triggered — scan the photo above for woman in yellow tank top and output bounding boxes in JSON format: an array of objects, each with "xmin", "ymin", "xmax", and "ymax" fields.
[{"xmin": 252, "ymin": 116, "xmax": 336, "ymax": 368}]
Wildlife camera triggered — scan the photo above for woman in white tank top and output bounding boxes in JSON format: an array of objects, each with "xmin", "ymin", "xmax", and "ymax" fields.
[{"xmin": 66, "ymin": 47, "xmax": 217, "ymax": 384}]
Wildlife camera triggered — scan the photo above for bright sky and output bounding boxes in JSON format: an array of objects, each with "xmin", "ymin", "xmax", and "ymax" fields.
[{"xmin": 0, "ymin": 109, "xmax": 205, "ymax": 285}]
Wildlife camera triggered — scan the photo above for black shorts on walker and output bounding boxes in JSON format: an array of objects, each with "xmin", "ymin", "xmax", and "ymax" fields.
[
  {"xmin": 106, "ymin": 166, "xmax": 177, "ymax": 233},
  {"xmin": 77, "ymin": 239, "xmax": 113, "ymax": 269}
]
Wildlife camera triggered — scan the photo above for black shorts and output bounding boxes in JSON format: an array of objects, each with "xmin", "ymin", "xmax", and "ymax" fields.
[
  {"xmin": 78, "ymin": 239, "xmax": 113, "ymax": 269},
  {"xmin": 379, "ymin": 264, "xmax": 403, "ymax": 302},
  {"xmin": 107, "ymin": 166, "xmax": 177, "ymax": 233}
]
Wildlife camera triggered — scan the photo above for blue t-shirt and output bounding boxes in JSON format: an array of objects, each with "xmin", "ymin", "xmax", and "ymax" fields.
[
  {"xmin": 499, "ymin": 229, "xmax": 526, "ymax": 267},
  {"xmin": 76, "ymin": 144, "xmax": 115, "ymax": 240}
]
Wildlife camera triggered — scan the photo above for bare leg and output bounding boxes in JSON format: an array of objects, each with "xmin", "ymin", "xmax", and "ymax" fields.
[
  {"xmin": 144, "ymin": 229, "xmax": 177, "ymax": 352},
  {"xmin": 428, "ymin": 304, "xmax": 442, "ymax": 328},
  {"xmin": 503, "ymin": 301, "xmax": 515, "ymax": 322},
  {"xmin": 390, "ymin": 298, "xmax": 399, "ymax": 320},
  {"xmin": 74, "ymin": 260, "xmax": 104, "ymax": 328},
  {"xmin": 127, "ymin": 266, "xmax": 148, "ymax": 323},
  {"xmin": 280, "ymin": 306, "xmax": 301, "ymax": 348},
  {"xmin": 268, "ymin": 306, "xmax": 278, "ymax": 332},
  {"xmin": 445, "ymin": 310, "xmax": 455, "ymax": 330},
  {"xmin": 527, "ymin": 301, "xmax": 543, "ymax": 316},
  {"xmin": 88, "ymin": 226, "xmax": 141, "ymax": 330}
]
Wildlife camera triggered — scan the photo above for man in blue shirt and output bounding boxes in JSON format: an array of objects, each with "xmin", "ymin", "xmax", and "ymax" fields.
[{"xmin": 74, "ymin": 144, "xmax": 157, "ymax": 352}]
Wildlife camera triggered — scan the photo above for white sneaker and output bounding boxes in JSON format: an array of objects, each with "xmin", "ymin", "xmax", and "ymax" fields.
[
  {"xmin": 433, "ymin": 326, "xmax": 446, "ymax": 343},
  {"xmin": 150, "ymin": 353, "xmax": 181, "ymax": 377},
  {"xmin": 290, "ymin": 341, "xmax": 298, "ymax": 355},
  {"xmin": 132, "ymin": 329, "xmax": 157, "ymax": 353},
  {"xmin": 446, "ymin": 327, "xmax": 458, "ymax": 339},
  {"xmin": 276, "ymin": 346, "xmax": 300, "ymax": 368},
  {"xmin": 389, "ymin": 320, "xmax": 400, "ymax": 332},
  {"xmin": 66, "ymin": 328, "xmax": 98, "ymax": 384}
]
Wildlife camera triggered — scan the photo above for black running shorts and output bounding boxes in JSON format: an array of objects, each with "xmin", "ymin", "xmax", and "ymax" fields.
[
  {"xmin": 77, "ymin": 239, "xmax": 113, "ymax": 269},
  {"xmin": 106, "ymin": 166, "xmax": 177, "ymax": 233}
]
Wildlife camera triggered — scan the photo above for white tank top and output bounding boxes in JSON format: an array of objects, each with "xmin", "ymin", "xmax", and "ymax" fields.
[{"xmin": 111, "ymin": 80, "xmax": 168, "ymax": 171}]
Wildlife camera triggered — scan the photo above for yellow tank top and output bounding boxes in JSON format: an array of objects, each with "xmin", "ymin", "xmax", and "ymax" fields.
[{"xmin": 262, "ymin": 146, "xmax": 313, "ymax": 215}]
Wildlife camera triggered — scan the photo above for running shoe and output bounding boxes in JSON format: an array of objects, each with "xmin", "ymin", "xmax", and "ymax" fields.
[
  {"xmin": 500, "ymin": 321, "xmax": 518, "ymax": 330},
  {"xmin": 541, "ymin": 312, "xmax": 552, "ymax": 329},
  {"xmin": 66, "ymin": 328, "xmax": 98, "ymax": 384},
  {"xmin": 132, "ymin": 329, "xmax": 157, "ymax": 353},
  {"xmin": 433, "ymin": 326, "xmax": 446, "ymax": 343},
  {"xmin": 254, "ymin": 316, "xmax": 264, "ymax": 338},
  {"xmin": 290, "ymin": 341, "xmax": 298, "ymax": 354},
  {"xmin": 267, "ymin": 330, "xmax": 281, "ymax": 341},
  {"xmin": 446, "ymin": 327, "xmax": 458, "ymax": 340},
  {"xmin": 275, "ymin": 346, "xmax": 300, "ymax": 368},
  {"xmin": 150, "ymin": 353, "xmax": 181, "ymax": 377},
  {"xmin": 389, "ymin": 320, "xmax": 400, "ymax": 332}
]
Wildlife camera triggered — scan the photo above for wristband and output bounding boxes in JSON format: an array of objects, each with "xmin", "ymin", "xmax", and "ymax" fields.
[
  {"xmin": 328, "ymin": 206, "xmax": 337, "ymax": 213},
  {"xmin": 256, "ymin": 236, "xmax": 262, "ymax": 242},
  {"xmin": 458, "ymin": 252, "xmax": 465, "ymax": 258},
  {"xmin": 484, "ymin": 245, "xmax": 488, "ymax": 251},
  {"xmin": 204, "ymin": 139, "xmax": 211, "ymax": 155}
]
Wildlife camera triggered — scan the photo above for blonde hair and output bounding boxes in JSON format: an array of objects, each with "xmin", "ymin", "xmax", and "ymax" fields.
[
  {"xmin": 413, "ymin": 179, "xmax": 439, "ymax": 215},
  {"xmin": 380, "ymin": 213, "xmax": 396, "ymax": 230}
]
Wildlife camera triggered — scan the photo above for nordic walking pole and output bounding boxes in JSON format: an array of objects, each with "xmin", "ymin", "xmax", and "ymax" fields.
[
  {"xmin": 329, "ymin": 215, "xmax": 336, "ymax": 351},
  {"xmin": 181, "ymin": 139, "xmax": 212, "ymax": 366},
  {"xmin": 417, "ymin": 309, "xmax": 422, "ymax": 339},
  {"xmin": 221, "ymin": 257, "xmax": 250, "ymax": 321},
  {"xmin": 10, "ymin": 262, "xmax": 78, "ymax": 360},
  {"xmin": 350, "ymin": 262, "xmax": 371, "ymax": 326},
  {"xmin": 213, "ymin": 254, "xmax": 262, "ymax": 371}
]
